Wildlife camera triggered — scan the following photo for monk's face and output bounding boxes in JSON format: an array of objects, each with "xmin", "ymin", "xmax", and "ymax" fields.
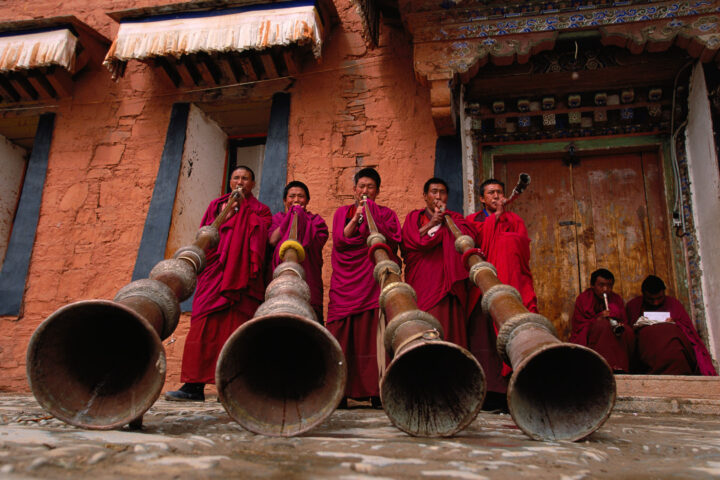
[
  {"xmin": 481, "ymin": 183, "xmax": 505, "ymax": 213},
  {"xmin": 423, "ymin": 183, "xmax": 448, "ymax": 212},
  {"xmin": 284, "ymin": 186, "xmax": 308, "ymax": 210},
  {"xmin": 642, "ymin": 290, "xmax": 666, "ymax": 310},
  {"xmin": 230, "ymin": 168, "xmax": 255, "ymax": 193},
  {"xmin": 591, "ymin": 276, "xmax": 614, "ymax": 300},
  {"xmin": 354, "ymin": 176, "xmax": 378, "ymax": 202}
]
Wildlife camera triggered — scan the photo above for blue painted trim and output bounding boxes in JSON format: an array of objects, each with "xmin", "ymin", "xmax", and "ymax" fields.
[
  {"xmin": 131, "ymin": 103, "xmax": 189, "ymax": 282},
  {"xmin": 434, "ymin": 135, "xmax": 463, "ymax": 214},
  {"xmin": 259, "ymin": 92, "xmax": 290, "ymax": 215},
  {"xmin": 0, "ymin": 113, "xmax": 55, "ymax": 316}
]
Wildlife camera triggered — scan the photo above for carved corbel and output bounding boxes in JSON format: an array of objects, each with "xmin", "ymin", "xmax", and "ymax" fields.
[{"xmin": 429, "ymin": 73, "xmax": 456, "ymax": 136}]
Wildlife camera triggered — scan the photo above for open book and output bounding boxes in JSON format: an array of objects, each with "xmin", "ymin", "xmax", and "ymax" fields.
[{"xmin": 634, "ymin": 311, "xmax": 671, "ymax": 327}]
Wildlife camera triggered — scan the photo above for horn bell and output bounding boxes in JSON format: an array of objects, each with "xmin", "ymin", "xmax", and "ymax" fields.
[
  {"xmin": 507, "ymin": 342, "xmax": 616, "ymax": 441},
  {"xmin": 26, "ymin": 300, "xmax": 166, "ymax": 430},
  {"xmin": 216, "ymin": 312, "xmax": 347, "ymax": 437},
  {"xmin": 381, "ymin": 339, "xmax": 486, "ymax": 437}
]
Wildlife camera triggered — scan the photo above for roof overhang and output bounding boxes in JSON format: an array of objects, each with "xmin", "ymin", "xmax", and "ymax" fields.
[
  {"xmin": 104, "ymin": 0, "xmax": 337, "ymax": 87},
  {"xmin": 398, "ymin": 0, "xmax": 720, "ymax": 135},
  {"xmin": 0, "ymin": 16, "xmax": 109, "ymax": 103}
]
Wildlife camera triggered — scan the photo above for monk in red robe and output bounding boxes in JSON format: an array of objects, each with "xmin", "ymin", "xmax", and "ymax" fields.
[
  {"xmin": 166, "ymin": 166, "xmax": 271, "ymax": 401},
  {"xmin": 626, "ymin": 275, "xmax": 717, "ymax": 376},
  {"xmin": 327, "ymin": 167, "xmax": 401, "ymax": 407},
  {"xmin": 268, "ymin": 181, "xmax": 328, "ymax": 322},
  {"xmin": 570, "ymin": 268, "xmax": 635, "ymax": 373},
  {"xmin": 466, "ymin": 179, "xmax": 538, "ymax": 408},
  {"xmin": 401, "ymin": 177, "xmax": 476, "ymax": 346}
]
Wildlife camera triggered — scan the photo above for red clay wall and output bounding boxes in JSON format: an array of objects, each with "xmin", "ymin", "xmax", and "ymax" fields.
[{"xmin": 0, "ymin": 0, "xmax": 437, "ymax": 394}]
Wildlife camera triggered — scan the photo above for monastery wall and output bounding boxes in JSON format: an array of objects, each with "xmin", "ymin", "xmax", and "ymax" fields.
[{"xmin": 0, "ymin": 0, "xmax": 437, "ymax": 392}]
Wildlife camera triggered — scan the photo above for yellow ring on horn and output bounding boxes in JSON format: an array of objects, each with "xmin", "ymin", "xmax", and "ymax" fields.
[{"xmin": 279, "ymin": 240, "xmax": 306, "ymax": 262}]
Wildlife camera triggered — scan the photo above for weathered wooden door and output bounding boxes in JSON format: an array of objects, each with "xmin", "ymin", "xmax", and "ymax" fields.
[{"xmin": 494, "ymin": 150, "xmax": 674, "ymax": 340}]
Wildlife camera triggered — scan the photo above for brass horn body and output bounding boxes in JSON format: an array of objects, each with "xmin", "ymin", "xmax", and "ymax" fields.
[
  {"xmin": 446, "ymin": 216, "xmax": 616, "ymax": 441},
  {"xmin": 216, "ymin": 213, "xmax": 347, "ymax": 437},
  {"xmin": 25, "ymin": 189, "xmax": 245, "ymax": 430},
  {"xmin": 363, "ymin": 202, "xmax": 485, "ymax": 437}
]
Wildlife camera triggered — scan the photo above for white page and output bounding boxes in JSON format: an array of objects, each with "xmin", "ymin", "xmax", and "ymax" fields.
[{"xmin": 644, "ymin": 311, "xmax": 670, "ymax": 322}]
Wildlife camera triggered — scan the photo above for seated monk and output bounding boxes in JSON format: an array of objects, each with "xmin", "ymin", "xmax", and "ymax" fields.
[
  {"xmin": 466, "ymin": 179, "xmax": 538, "ymax": 408},
  {"xmin": 626, "ymin": 275, "xmax": 717, "ymax": 376},
  {"xmin": 166, "ymin": 166, "xmax": 271, "ymax": 401},
  {"xmin": 400, "ymin": 177, "xmax": 476, "ymax": 346},
  {"xmin": 570, "ymin": 268, "xmax": 635, "ymax": 373},
  {"xmin": 268, "ymin": 181, "xmax": 328, "ymax": 323},
  {"xmin": 327, "ymin": 167, "xmax": 401, "ymax": 407}
]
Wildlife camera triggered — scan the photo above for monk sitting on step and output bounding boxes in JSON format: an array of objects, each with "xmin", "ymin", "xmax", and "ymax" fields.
[
  {"xmin": 570, "ymin": 268, "xmax": 635, "ymax": 373},
  {"xmin": 626, "ymin": 275, "xmax": 717, "ymax": 376}
]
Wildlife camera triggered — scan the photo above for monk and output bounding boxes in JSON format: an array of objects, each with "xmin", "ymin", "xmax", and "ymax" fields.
[
  {"xmin": 466, "ymin": 179, "xmax": 537, "ymax": 312},
  {"xmin": 570, "ymin": 268, "xmax": 635, "ymax": 373},
  {"xmin": 626, "ymin": 275, "xmax": 717, "ymax": 376},
  {"xmin": 401, "ymin": 177, "xmax": 475, "ymax": 346},
  {"xmin": 327, "ymin": 167, "xmax": 401, "ymax": 407},
  {"xmin": 165, "ymin": 166, "xmax": 272, "ymax": 401},
  {"xmin": 466, "ymin": 179, "xmax": 537, "ymax": 409},
  {"xmin": 268, "ymin": 181, "xmax": 328, "ymax": 322}
]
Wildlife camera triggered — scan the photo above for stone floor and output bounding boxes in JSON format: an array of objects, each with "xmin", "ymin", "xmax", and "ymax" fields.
[{"xmin": 1, "ymin": 394, "xmax": 720, "ymax": 479}]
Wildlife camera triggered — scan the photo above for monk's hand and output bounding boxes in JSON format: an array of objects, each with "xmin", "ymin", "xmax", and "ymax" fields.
[
  {"xmin": 597, "ymin": 309, "xmax": 611, "ymax": 319},
  {"xmin": 354, "ymin": 204, "xmax": 364, "ymax": 223},
  {"xmin": 494, "ymin": 198, "xmax": 506, "ymax": 216},
  {"xmin": 430, "ymin": 206, "xmax": 444, "ymax": 226}
]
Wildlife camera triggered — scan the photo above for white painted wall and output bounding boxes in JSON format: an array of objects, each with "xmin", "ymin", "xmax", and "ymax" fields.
[
  {"xmin": 0, "ymin": 134, "xmax": 28, "ymax": 267},
  {"xmin": 166, "ymin": 104, "xmax": 228, "ymax": 257},
  {"xmin": 685, "ymin": 62, "xmax": 720, "ymax": 361},
  {"xmin": 459, "ymin": 85, "xmax": 477, "ymax": 215}
]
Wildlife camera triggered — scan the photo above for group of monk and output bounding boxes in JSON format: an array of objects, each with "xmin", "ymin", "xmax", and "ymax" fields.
[
  {"xmin": 164, "ymin": 164, "xmax": 716, "ymax": 405},
  {"xmin": 571, "ymin": 268, "xmax": 716, "ymax": 376}
]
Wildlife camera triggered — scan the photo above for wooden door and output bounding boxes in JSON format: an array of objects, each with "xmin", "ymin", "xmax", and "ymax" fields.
[{"xmin": 495, "ymin": 150, "xmax": 673, "ymax": 340}]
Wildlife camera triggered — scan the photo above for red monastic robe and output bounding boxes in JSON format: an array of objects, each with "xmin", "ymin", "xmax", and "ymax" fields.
[
  {"xmin": 269, "ymin": 206, "xmax": 328, "ymax": 321},
  {"xmin": 465, "ymin": 209, "xmax": 538, "ymax": 392},
  {"xmin": 401, "ymin": 209, "xmax": 475, "ymax": 346},
  {"xmin": 181, "ymin": 192, "xmax": 271, "ymax": 384},
  {"xmin": 466, "ymin": 210, "xmax": 537, "ymax": 313},
  {"xmin": 327, "ymin": 199, "xmax": 401, "ymax": 398},
  {"xmin": 626, "ymin": 295, "xmax": 717, "ymax": 376},
  {"xmin": 571, "ymin": 288, "xmax": 635, "ymax": 373}
]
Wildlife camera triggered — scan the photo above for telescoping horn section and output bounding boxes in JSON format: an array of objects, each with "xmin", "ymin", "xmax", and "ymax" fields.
[{"xmin": 26, "ymin": 300, "xmax": 166, "ymax": 430}]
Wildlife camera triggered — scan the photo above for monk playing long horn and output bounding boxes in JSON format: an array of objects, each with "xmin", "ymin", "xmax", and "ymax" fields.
[
  {"xmin": 166, "ymin": 166, "xmax": 272, "ymax": 402},
  {"xmin": 465, "ymin": 178, "xmax": 538, "ymax": 410},
  {"xmin": 268, "ymin": 181, "xmax": 328, "ymax": 323},
  {"xmin": 327, "ymin": 167, "xmax": 401, "ymax": 408},
  {"xmin": 400, "ymin": 177, "xmax": 477, "ymax": 347}
]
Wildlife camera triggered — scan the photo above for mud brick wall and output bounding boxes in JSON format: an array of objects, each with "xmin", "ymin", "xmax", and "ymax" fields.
[{"xmin": 0, "ymin": 0, "xmax": 438, "ymax": 393}]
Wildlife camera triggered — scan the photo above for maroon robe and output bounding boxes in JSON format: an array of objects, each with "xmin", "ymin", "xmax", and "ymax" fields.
[
  {"xmin": 571, "ymin": 288, "xmax": 635, "ymax": 373},
  {"xmin": 269, "ymin": 206, "xmax": 328, "ymax": 321},
  {"xmin": 626, "ymin": 295, "xmax": 717, "ymax": 376},
  {"xmin": 327, "ymin": 199, "xmax": 401, "ymax": 398},
  {"xmin": 181, "ymin": 192, "xmax": 271, "ymax": 384},
  {"xmin": 401, "ymin": 208, "xmax": 475, "ymax": 346}
]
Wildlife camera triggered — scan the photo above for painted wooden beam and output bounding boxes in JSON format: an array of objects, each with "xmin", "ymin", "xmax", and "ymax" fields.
[{"xmin": 0, "ymin": 113, "xmax": 55, "ymax": 315}]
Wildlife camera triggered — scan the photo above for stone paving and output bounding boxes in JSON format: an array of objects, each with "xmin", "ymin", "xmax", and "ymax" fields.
[{"xmin": 1, "ymin": 394, "xmax": 720, "ymax": 479}]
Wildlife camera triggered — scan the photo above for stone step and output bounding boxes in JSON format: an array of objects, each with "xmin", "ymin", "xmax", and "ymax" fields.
[
  {"xmin": 615, "ymin": 374, "xmax": 720, "ymax": 399},
  {"xmin": 614, "ymin": 374, "xmax": 720, "ymax": 415}
]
